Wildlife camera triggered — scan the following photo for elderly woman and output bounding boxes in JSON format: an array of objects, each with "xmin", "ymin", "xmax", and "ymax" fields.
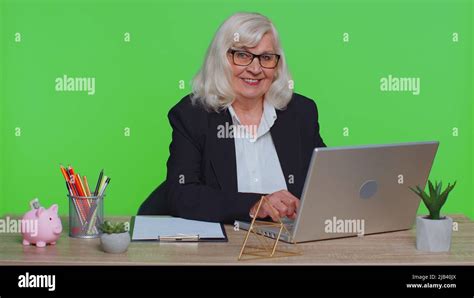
[{"xmin": 138, "ymin": 12, "xmax": 326, "ymax": 223}]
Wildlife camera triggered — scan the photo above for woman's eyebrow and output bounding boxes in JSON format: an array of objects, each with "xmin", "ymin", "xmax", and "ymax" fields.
[{"xmin": 233, "ymin": 48, "xmax": 277, "ymax": 55}]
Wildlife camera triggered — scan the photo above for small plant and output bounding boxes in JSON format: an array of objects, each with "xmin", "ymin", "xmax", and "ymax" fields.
[
  {"xmin": 99, "ymin": 221, "xmax": 129, "ymax": 234},
  {"xmin": 410, "ymin": 180, "xmax": 456, "ymax": 220}
]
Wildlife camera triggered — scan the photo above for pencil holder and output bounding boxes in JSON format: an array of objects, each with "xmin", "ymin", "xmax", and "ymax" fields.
[{"xmin": 68, "ymin": 194, "xmax": 104, "ymax": 238}]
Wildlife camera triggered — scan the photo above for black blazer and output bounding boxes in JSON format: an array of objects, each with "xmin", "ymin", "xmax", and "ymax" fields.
[{"xmin": 138, "ymin": 93, "xmax": 326, "ymax": 223}]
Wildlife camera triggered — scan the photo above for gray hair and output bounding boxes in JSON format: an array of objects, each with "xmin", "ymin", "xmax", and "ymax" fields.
[{"xmin": 191, "ymin": 12, "xmax": 293, "ymax": 112}]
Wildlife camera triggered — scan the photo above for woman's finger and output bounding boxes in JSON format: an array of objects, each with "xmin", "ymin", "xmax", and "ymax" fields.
[
  {"xmin": 273, "ymin": 200, "xmax": 289, "ymax": 218},
  {"xmin": 279, "ymin": 195, "xmax": 297, "ymax": 215},
  {"xmin": 264, "ymin": 206, "xmax": 280, "ymax": 221},
  {"xmin": 282, "ymin": 200, "xmax": 295, "ymax": 216}
]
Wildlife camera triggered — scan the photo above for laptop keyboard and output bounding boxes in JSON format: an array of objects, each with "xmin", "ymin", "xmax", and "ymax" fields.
[
  {"xmin": 257, "ymin": 218, "xmax": 295, "ymax": 238},
  {"xmin": 281, "ymin": 218, "xmax": 295, "ymax": 231}
]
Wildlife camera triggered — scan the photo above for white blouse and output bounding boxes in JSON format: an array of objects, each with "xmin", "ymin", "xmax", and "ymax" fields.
[{"xmin": 228, "ymin": 100, "xmax": 288, "ymax": 195}]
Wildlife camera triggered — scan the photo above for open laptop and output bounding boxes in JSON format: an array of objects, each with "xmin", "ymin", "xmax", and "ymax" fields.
[{"xmin": 235, "ymin": 141, "xmax": 439, "ymax": 243}]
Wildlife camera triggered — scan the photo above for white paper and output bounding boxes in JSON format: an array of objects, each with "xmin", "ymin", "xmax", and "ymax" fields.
[{"xmin": 132, "ymin": 216, "xmax": 225, "ymax": 241}]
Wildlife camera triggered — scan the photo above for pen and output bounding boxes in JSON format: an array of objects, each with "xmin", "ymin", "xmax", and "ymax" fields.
[
  {"xmin": 65, "ymin": 181, "xmax": 73, "ymax": 195},
  {"xmin": 94, "ymin": 169, "xmax": 104, "ymax": 196},
  {"xmin": 98, "ymin": 177, "xmax": 111, "ymax": 196},
  {"xmin": 158, "ymin": 235, "xmax": 200, "ymax": 241},
  {"xmin": 88, "ymin": 177, "xmax": 109, "ymax": 234}
]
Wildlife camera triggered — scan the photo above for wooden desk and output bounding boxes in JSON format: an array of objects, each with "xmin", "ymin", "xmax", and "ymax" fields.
[{"xmin": 0, "ymin": 215, "xmax": 472, "ymax": 265}]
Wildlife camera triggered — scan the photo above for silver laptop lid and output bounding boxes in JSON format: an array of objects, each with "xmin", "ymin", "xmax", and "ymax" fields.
[{"xmin": 291, "ymin": 141, "xmax": 439, "ymax": 243}]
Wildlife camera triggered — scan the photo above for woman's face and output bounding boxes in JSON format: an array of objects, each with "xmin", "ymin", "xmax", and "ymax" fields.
[{"xmin": 227, "ymin": 33, "xmax": 278, "ymax": 102}]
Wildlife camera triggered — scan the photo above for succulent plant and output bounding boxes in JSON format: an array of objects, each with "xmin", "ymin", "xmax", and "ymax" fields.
[
  {"xmin": 99, "ymin": 220, "xmax": 129, "ymax": 234},
  {"xmin": 410, "ymin": 180, "xmax": 456, "ymax": 220}
]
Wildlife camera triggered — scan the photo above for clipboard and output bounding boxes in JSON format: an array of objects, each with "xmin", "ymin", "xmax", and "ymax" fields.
[{"xmin": 130, "ymin": 216, "xmax": 228, "ymax": 242}]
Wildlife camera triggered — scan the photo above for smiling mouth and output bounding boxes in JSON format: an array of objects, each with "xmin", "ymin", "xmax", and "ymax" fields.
[{"xmin": 241, "ymin": 78, "xmax": 262, "ymax": 86}]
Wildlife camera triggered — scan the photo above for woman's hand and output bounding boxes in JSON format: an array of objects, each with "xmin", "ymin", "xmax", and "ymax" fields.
[{"xmin": 249, "ymin": 190, "xmax": 300, "ymax": 221}]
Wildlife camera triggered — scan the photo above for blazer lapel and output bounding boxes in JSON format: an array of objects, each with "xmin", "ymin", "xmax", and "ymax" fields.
[
  {"xmin": 271, "ymin": 108, "xmax": 302, "ymax": 196},
  {"xmin": 209, "ymin": 110, "xmax": 238, "ymax": 192}
]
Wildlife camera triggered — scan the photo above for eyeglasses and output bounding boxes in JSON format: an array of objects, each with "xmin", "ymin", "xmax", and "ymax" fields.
[{"xmin": 228, "ymin": 49, "xmax": 280, "ymax": 69}]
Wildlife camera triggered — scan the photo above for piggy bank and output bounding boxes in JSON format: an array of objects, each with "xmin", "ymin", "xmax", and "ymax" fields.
[{"xmin": 22, "ymin": 204, "xmax": 62, "ymax": 247}]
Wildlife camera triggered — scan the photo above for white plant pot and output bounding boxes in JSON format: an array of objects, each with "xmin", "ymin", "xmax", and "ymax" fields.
[
  {"xmin": 100, "ymin": 232, "xmax": 131, "ymax": 254},
  {"xmin": 416, "ymin": 216, "xmax": 453, "ymax": 252}
]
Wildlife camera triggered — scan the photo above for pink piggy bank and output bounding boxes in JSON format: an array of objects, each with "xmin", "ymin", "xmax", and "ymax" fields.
[{"xmin": 22, "ymin": 204, "xmax": 63, "ymax": 247}]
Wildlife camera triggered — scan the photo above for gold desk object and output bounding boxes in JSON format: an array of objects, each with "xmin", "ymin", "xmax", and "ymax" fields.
[{"xmin": 238, "ymin": 196, "xmax": 301, "ymax": 261}]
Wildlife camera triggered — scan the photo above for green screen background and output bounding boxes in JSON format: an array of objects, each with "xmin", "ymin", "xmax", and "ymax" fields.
[{"xmin": 1, "ymin": 0, "xmax": 472, "ymax": 218}]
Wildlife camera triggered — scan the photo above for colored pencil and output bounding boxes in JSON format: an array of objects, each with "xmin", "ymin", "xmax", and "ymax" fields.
[{"xmin": 83, "ymin": 176, "xmax": 92, "ymax": 197}]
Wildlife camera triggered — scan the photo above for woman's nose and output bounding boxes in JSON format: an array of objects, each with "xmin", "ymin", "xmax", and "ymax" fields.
[{"xmin": 246, "ymin": 57, "xmax": 262, "ymax": 74}]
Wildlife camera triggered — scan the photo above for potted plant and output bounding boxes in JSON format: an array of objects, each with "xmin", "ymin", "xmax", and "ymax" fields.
[
  {"xmin": 99, "ymin": 221, "xmax": 131, "ymax": 254},
  {"xmin": 410, "ymin": 180, "xmax": 456, "ymax": 252}
]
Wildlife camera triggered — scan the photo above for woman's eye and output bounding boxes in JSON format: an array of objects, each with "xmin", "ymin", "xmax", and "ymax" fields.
[
  {"xmin": 237, "ymin": 52, "xmax": 250, "ymax": 59},
  {"xmin": 261, "ymin": 55, "xmax": 272, "ymax": 61}
]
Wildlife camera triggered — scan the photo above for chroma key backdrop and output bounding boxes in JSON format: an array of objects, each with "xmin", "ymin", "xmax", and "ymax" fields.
[{"xmin": 0, "ymin": 0, "xmax": 472, "ymax": 218}]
